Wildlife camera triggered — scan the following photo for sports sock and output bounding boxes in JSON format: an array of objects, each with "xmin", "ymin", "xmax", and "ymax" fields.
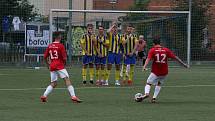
[
  {"xmin": 82, "ymin": 68, "xmax": 87, "ymax": 81},
  {"xmin": 144, "ymin": 84, "xmax": 151, "ymax": 95},
  {"xmin": 89, "ymin": 67, "xmax": 94, "ymax": 81},
  {"xmin": 105, "ymin": 69, "xmax": 111, "ymax": 81},
  {"xmin": 129, "ymin": 65, "xmax": 134, "ymax": 81},
  {"xmin": 101, "ymin": 69, "xmax": 105, "ymax": 81},
  {"xmin": 43, "ymin": 85, "xmax": 53, "ymax": 97},
  {"xmin": 115, "ymin": 69, "xmax": 120, "ymax": 81},
  {"xmin": 67, "ymin": 85, "xmax": 75, "ymax": 97},
  {"xmin": 95, "ymin": 69, "xmax": 99, "ymax": 81},
  {"xmin": 126, "ymin": 64, "xmax": 130, "ymax": 74},
  {"xmin": 123, "ymin": 64, "xmax": 127, "ymax": 80},
  {"xmin": 153, "ymin": 86, "xmax": 161, "ymax": 99}
]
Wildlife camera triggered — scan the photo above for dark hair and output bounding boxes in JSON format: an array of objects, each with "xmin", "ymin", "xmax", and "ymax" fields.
[
  {"xmin": 98, "ymin": 25, "xmax": 104, "ymax": 29},
  {"xmin": 53, "ymin": 31, "xmax": 62, "ymax": 40},
  {"xmin": 87, "ymin": 24, "xmax": 93, "ymax": 28},
  {"xmin": 153, "ymin": 36, "xmax": 161, "ymax": 45},
  {"xmin": 127, "ymin": 23, "xmax": 133, "ymax": 28}
]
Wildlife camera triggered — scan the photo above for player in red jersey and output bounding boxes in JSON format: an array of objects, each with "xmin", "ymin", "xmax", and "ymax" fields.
[
  {"xmin": 40, "ymin": 32, "xmax": 82, "ymax": 103},
  {"xmin": 139, "ymin": 37, "xmax": 188, "ymax": 103}
]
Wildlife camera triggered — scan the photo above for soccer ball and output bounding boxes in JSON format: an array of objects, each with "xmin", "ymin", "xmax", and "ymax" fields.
[{"xmin": 134, "ymin": 93, "xmax": 143, "ymax": 102}]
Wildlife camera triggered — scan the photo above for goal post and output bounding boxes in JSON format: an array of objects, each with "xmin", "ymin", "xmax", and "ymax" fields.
[{"xmin": 49, "ymin": 9, "xmax": 191, "ymax": 66}]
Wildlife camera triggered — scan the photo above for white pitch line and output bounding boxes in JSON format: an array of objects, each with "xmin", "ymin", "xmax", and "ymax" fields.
[{"xmin": 0, "ymin": 85, "xmax": 215, "ymax": 91}]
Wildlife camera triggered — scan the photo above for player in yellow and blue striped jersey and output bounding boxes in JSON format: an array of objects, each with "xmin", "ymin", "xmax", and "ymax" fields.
[
  {"xmin": 80, "ymin": 24, "xmax": 96, "ymax": 85},
  {"xmin": 94, "ymin": 25, "xmax": 109, "ymax": 85},
  {"xmin": 104, "ymin": 23, "xmax": 123, "ymax": 86},
  {"xmin": 122, "ymin": 24, "xmax": 138, "ymax": 85}
]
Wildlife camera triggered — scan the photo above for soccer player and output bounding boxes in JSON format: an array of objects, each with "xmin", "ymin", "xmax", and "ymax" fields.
[
  {"xmin": 40, "ymin": 32, "xmax": 82, "ymax": 103},
  {"xmin": 104, "ymin": 23, "xmax": 122, "ymax": 86},
  {"xmin": 80, "ymin": 24, "xmax": 96, "ymax": 85},
  {"xmin": 136, "ymin": 35, "xmax": 147, "ymax": 66},
  {"xmin": 140, "ymin": 37, "xmax": 188, "ymax": 103},
  {"xmin": 121, "ymin": 24, "xmax": 138, "ymax": 85},
  {"xmin": 94, "ymin": 25, "xmax": 109, "ymax": 85}
]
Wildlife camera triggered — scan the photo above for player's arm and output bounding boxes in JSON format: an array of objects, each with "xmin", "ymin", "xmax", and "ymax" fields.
[
  {"xmin": 143, "ymin": 49, "xmax": 153, "ymax": 71},
  {"xmin": 93, "ymin": 36, "xmax": 102, "ymax": 57},
  {"xmin": 107, "ymin": 23, "xmax": 116, "ymax": 33},
  {"xmin": 130, "ymin": 37, "xmax": 139, "ymax": 56},
  {"xmin": 103, "ymin": 38, "xmax": 110, "ymax": 48},
  {"xmin": 61, "ymin": 45, "xmax": 67, "ymax": 65},
  {"xmin": 167, "ymin": 49, "xmax": 188, "ymax": 68},
  {"xmin": 80, "ymin": 35, "xmax": 88, "ymax": 55},
  {"xmin": 44, "ymin": 47, "xmax": 50, "ymax": 68},
  {"xmin": 174, "ymin": 56, "xmax": 189, "ymax": 68}
]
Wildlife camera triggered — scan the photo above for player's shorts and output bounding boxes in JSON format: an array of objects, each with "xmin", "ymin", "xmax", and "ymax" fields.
[
  {"xmin": 94, "ymin": 56, "xmax": 107, "ymax": 65},
  {"xmin": 107, "ymin": 52, "xmax": 122, "ymax": 65},
  {"xmin": 82, "ymin": 55, "xmax": 94, "ymax": 65},
  {"xmin": 137, "ymin": 51, "xmax": 146, "ymax": 59},
  {"xmin": 124, "ymin": 55, "xmax": 136, "ymax": 65},
  {"xmin": 146, "ymin": 73, "xmax": 166, "ymax": 85},
  {"xmin": 50, "ymin": 69, "xmax": 69, "ymax": 82}
]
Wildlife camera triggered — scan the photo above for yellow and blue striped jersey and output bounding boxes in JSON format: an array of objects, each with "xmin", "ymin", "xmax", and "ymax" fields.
[
  {"xmin": 107, "ymin": 32, "xmax": 122, "ymax": 54},
  {"xmin": 80, "ymin": 33, "xmax": 95, "ymax": 56},
  {"xmin": 95, "ymin": 35, "xmax": 109, "ymax": 57},
  {"xmin": 123, "ymin": 34, "xmax": 138, "ymax": 55}
]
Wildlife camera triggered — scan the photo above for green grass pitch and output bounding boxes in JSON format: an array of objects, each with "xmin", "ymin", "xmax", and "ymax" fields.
[{"xmin": 0, "ymin": 66, "xmax": 215, "ymax": 121}]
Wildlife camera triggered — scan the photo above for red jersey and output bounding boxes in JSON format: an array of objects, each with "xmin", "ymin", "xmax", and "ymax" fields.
[
  {"xmin": 147, "ymin": 45, "xmax": 176, "ymax": 76},
  {"xmin": 44, "ymin": 42, "xmax": 67, "ymax": 71}
]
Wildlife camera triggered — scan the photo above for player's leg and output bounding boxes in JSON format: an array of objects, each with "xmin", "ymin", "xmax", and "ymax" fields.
[
  {"xmin": 95, "ymin": 56, "xmax": 100, "ymax": 85},
  {"xmin": 59, "ymin": 69, "xmax": 82, "ymax": 103},
  {"xmin": 100, "ymin": 57, "xmax": 107, "ymax": 85},
  {"xmin": 40, "ymin": 71, "xmax": 58, "ymax": 102},
  {"xmin": 82, "ymin": 55, "xmax": 88, "ymax": 85},
  {"xmin": 95, "ymin": 64, "xmax": 101, "ymax": 85},
  {"xmin": 115, "ymin": 54, "xmax": 122, "ymax": 86},
  {"xmin": 105, "ymin": 53, "xmax": 114, "ymax": 86},
  {"xmin": 151, "ymin": 76, "xmax": 165, "ymax": 103},
  {"xmin": 89, "ymin": 56, "xmax": 95, "ymax": 84},
  {"xmin": 142, "ymin": 73, "xmax": 159, "ymax": 100},
  {"xmin": 128, "ymin": 55, "xmax": 136, "ymax": 85}
]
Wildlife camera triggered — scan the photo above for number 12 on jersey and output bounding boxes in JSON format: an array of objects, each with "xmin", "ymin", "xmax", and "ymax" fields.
[
  {"xmin": 49, "ymin": 50, "xmax": 58, "ymax": 59},
  {"xmin": 155, "ymin": 53, "xmax": 166, "ymax": 63}
]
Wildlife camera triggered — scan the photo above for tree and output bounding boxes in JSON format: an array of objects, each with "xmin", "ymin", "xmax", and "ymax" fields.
[
  {"xmin": 0, "ymin": 0, "xmax": 37, "ymax": 33},
  {"xmin": 174, "ymin": 0, "xmax": 212, "ymax": 60}
]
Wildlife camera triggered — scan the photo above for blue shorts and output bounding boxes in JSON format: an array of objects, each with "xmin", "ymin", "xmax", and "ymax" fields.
[
  {"xmin": 94, "ymin": 56, "xmax": 107, "ymax": 65},
  {"xmin": 107, "ymin": 52, "xmax": 122, "ymax": 65},
  {"xmin": 82, "ymin": 55, "xmax": 94, "ymax": 65},
  {"xmin": 124, "ymin": 55, "xmax": 136, "ymax": 65}
]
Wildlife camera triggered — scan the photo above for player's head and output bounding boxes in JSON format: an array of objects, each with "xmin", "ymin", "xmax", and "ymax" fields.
[
  {"xmin": 87, "ymin": 24, "xmax": 94, "ymax": 34},
  {"xmin": 126, "ymin": 24, "xmax": 133, "ymax": 34},
  {"xmin": 53, "ymin": 31, "xmax": 62, "ymax": 42},
  {"xmin": 139, "ymin": 35, "xmax": 144, "ymax": 41},
  {"xmin": 153, "ymin": 36, "xmax": 161, "ymax": 45},
  {"xmin": 98, "ymin": 25, "xmax": 104, "ymax": 35}
]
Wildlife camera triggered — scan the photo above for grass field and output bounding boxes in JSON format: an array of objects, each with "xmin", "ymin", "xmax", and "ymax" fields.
[{"xmin": 0, "ymin": 66, "xmax": 215, "ymax": 121}]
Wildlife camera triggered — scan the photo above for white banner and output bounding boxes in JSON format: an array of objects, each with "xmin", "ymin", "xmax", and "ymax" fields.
[{"xmin": 27, "ymin": 30, "xmax": 50, "ymax": 47}]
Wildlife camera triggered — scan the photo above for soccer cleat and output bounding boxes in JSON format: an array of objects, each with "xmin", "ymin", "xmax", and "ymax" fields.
[
  {"xmin": 40, "ymin": 96, "xmax": 47, "ymax": 102},
  {"xmin": 115, "ymin": 81, "xmax": 121, "ymax": 86},
  {"xmin": 141, "ymin": 94, "xmax": 149, "ymax": 101},
  {"xmin": 151, "ymin": 98, "xmax": 156, "ymax": 103},
  {"xmin": 83, "ymin": 81, "xmax": 87, "ymax": 86},
  {"xmin": 127, "ymin": 80, "xmax": 133, "ymax": 86},
  {"xmin": 96, "ymin": 80, "xmax": 101, "ymax": 86},
  {"xmin": 71, "ymin": 96, "xmax": 83, "ymax": 103},
  {"xmin": 90, "ymin": 80, "xmax": 94, "ymax": 85},
  {"xmin": 103, "ymin": 80, "xmax": 109, "ymax": 86}
]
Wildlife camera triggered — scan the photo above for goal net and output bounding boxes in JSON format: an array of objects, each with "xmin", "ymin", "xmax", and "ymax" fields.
[{"xmin": 49, "ymin": 9, "xmax": 190, "ymax": 66}]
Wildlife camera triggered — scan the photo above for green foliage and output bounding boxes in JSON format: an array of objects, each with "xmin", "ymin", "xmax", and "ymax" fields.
[
  {"xmin": 174, "ymin": 0, "xmax": 212, "ymax": 59},
  {"xmin": 0, "ymin": 0, "xmax": 37, "ymax": 33}
]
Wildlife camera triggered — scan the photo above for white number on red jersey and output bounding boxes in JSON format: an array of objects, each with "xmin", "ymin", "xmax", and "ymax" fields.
[
  {"xmin": 155, "ymin": 53, "xmax": 166, "ymax": 63},
  {"xmin": 49, "ymin": 50, "xmax": 58, "ymax": 59}
]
